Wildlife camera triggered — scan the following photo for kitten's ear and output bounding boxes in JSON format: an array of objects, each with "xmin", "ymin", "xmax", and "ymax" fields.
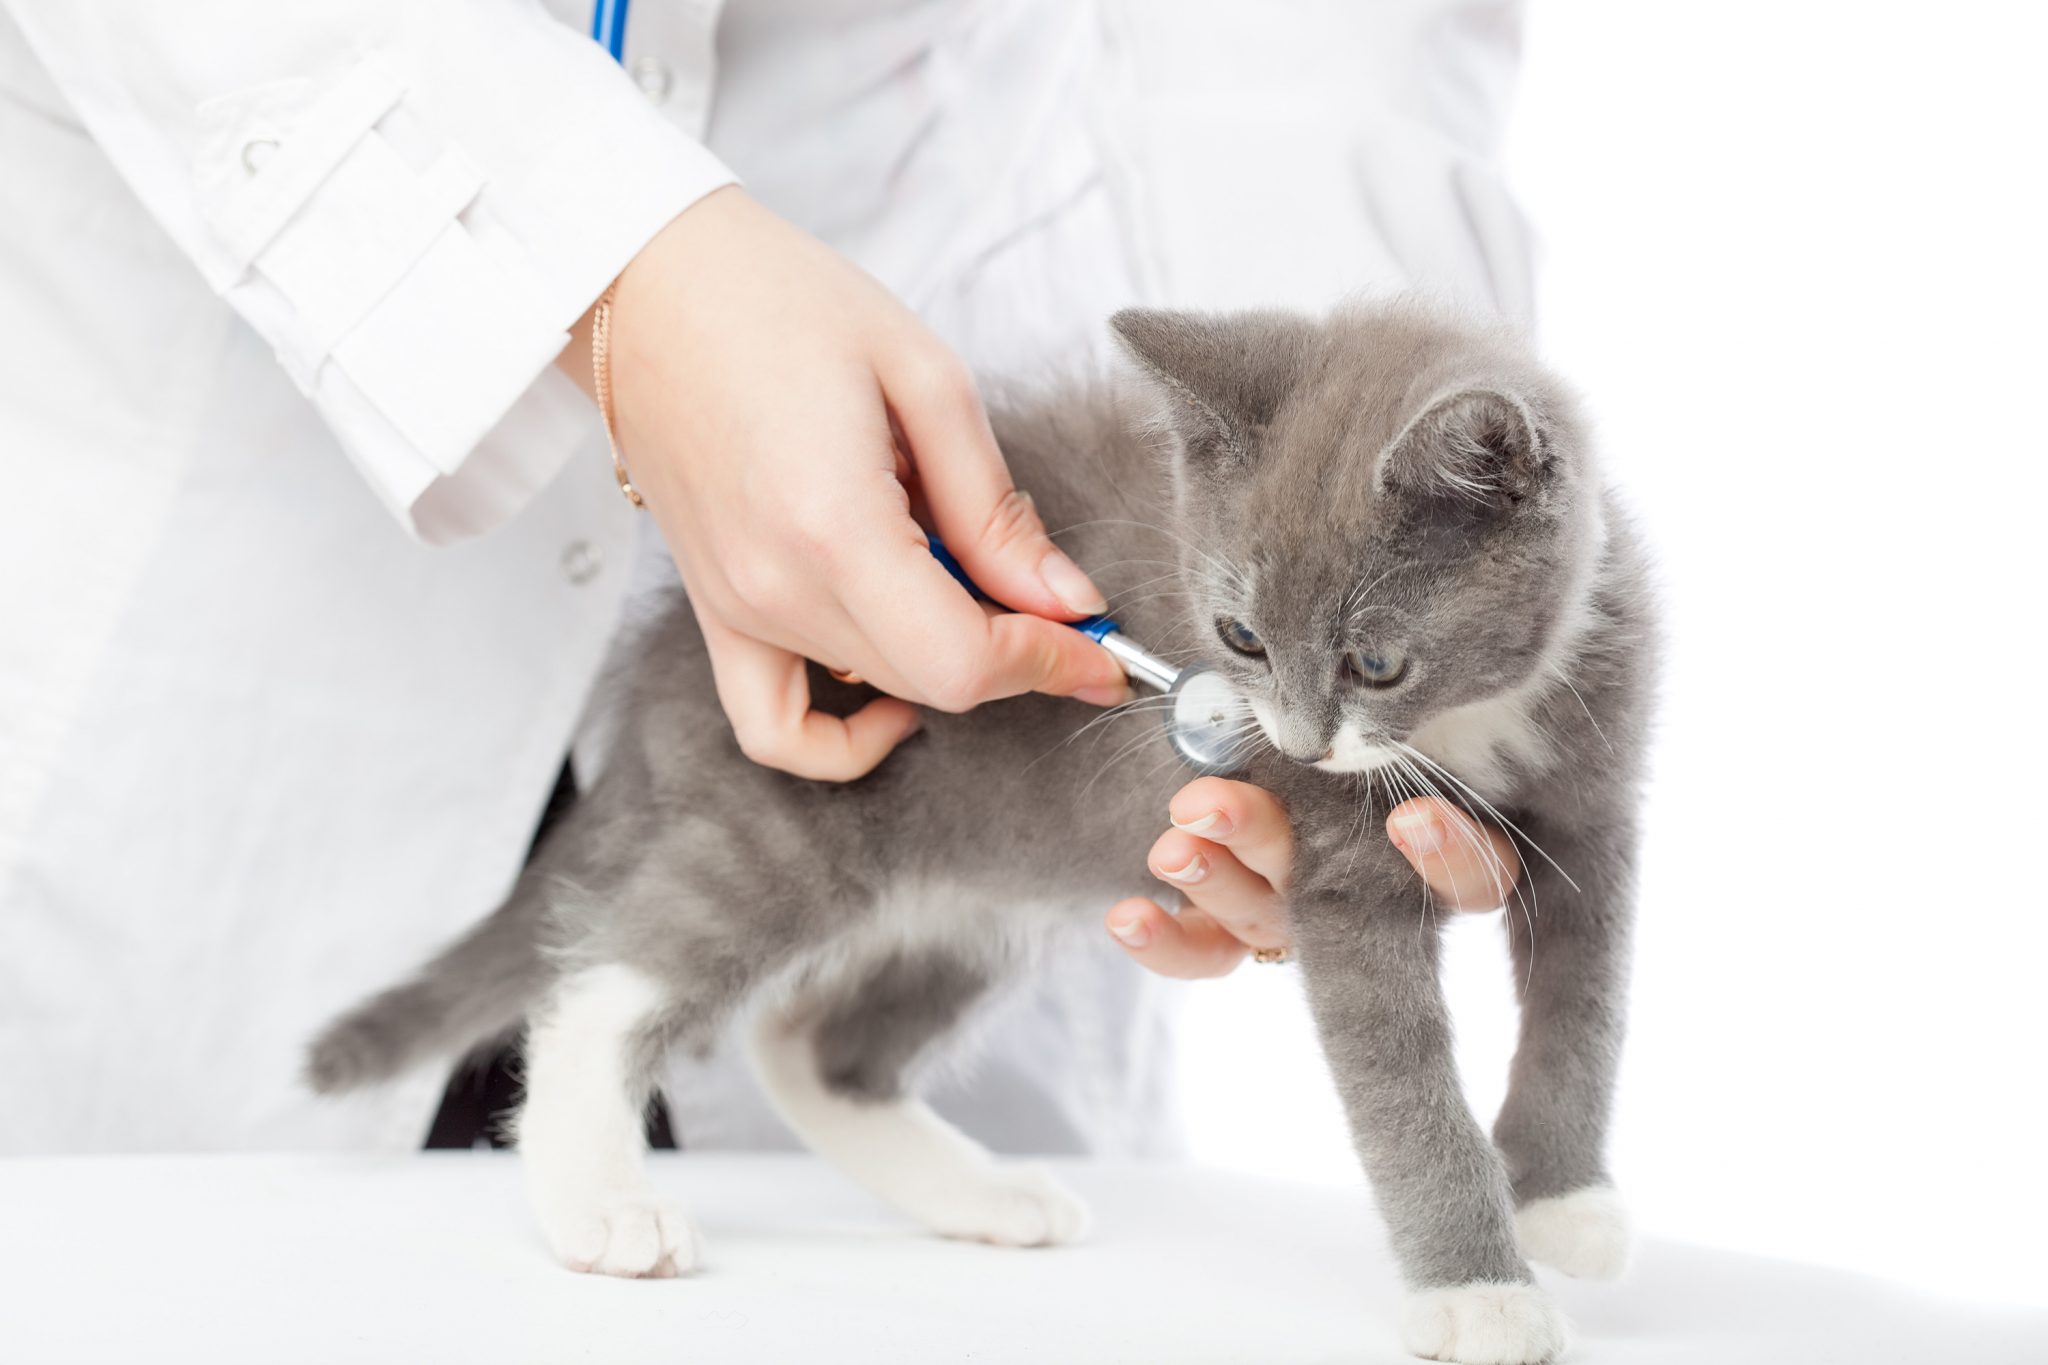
[
  {"xmin": 1110, "ymin": 308, "xmax": 1312, "ymax": 462},
  {"xmin": 1379, "ymin": 389, "xmax": 1547, "ymax": 507}
]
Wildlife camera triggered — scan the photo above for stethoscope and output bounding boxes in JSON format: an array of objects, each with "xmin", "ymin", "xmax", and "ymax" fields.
[
  {"xmin": 591, "ymin": 0, "xmax": 633, "ymax": 61},
  {"xmin": 925, "ymin": 538, "xmax": 1252, "ymax": 775},
  {"xmin": 588, "ymin": 3, "xmax": 1251, "ymax": 774}
]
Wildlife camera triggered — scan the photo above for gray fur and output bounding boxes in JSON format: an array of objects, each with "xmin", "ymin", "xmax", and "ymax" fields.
[
  {"xmin": 804, "ymin": 950, "xmax": 993, "ymax": 1104},
  {"xmin": 308, "ymin": 297, "xmax": 1656, "ymax": 1303},
  {"xmin": 305, "ymin": 870, "xmax": 552, "ymax": 1093}
]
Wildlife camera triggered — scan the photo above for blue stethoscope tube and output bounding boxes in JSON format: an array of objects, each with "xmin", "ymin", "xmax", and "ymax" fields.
[{"xmin": 592, "ymin": 0, "xmax": 632, "ymax": 62}]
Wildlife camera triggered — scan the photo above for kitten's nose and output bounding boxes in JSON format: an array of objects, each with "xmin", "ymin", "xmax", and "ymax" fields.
[
  {"xmin": 1254, "ymin": 696, "xmax": 1334, "ymax": 763},
  {"xmin": 1275, "ymin": 736, "xmax": 1335, "ymax": 764}
]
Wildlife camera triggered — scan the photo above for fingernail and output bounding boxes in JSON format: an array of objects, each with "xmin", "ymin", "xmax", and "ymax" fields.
[
  {"xmin": 1170, "ymin": 810, "xmax": 1233, "ymax": 838},
  {"xmin": 1155, "ymin": 853, "xmax": 1208, "ymax": 884},
  {"xmin": 1389, "ymin": 809, "xmax": 1446, "ymax": 856},
  {"xmin": 1039, "ymin": 550, "xmax": 1109, "ymax": 616},
  {"xmin": 1072, "ymin": 683, "xmax": 1133, "ymax": 707},
  {"xmin": 1109, "ymin": 916, "xmax": 1151, "ymax": 949}
]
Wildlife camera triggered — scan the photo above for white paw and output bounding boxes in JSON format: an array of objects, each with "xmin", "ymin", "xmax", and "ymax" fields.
[
  {"xmin": 1515, "ymin": 1186, "xmax": 1634, "ymax": 1280},
  {"xmin": 919, "ymin": 1164, "xmax": 1092, "ymax": 1248},
  {"xmin": 546, "ymin": 1199, "xmax": 701, "ymax": 1279},
  {"xmin": 1403, "ymin": 1281, "xmax": 1570, "ymax": 1365}
]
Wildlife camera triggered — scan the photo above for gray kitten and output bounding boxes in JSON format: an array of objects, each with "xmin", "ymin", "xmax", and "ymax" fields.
[{"xmin": 309, "ymin": 299, "xmax": 1655, "ymax": 1365}]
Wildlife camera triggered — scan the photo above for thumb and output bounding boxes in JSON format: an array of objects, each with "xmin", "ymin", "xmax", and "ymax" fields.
[
  {"xmin": 881, "ymin": 348, "xmax": 1107, "ymax": 620},
  {"xmin": 1386, "ymin": 798, "xmax": 1525, "ymax": 912}
]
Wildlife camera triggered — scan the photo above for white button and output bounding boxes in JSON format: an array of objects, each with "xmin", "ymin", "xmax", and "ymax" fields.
[
  {"xmin": 631, "ymin": 56, "xmax": 674, "ymax": 105},
  {"xmin": 240, "ymin": 138, "xmax": 280, "ymax": 174},
  {"xmin": 560, "ymin": 541, "xmax": 604, "ymax": 586}
]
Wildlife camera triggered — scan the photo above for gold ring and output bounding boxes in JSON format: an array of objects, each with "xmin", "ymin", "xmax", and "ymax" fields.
[
  {"xmin": 827, "ymin": 666, "xmax": 865, "ymax": 686},
  {"xmin": 1251, "ymin": 946, "xmax": 1291, "ymax": 965}
]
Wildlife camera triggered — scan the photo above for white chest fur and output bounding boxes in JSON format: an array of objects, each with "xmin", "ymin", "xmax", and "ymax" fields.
[{"xmin": 1406, "ymin": 681, "xmax": 1556, "ymax": 805}]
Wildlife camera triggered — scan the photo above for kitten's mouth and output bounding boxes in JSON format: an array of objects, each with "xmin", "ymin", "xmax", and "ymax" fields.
[
  {"xmin": 1312, "ymin": 732, "xmax": 1398, "ymax": 775},
  {"xmin": 1247, "ymin": 701, "xmax": 1398, "ymax": 774}
]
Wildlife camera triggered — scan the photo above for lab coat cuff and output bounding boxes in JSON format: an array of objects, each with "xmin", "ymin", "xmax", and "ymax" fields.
[{"xmin": 198, "ymin": 18, "xmax": 733, "ymax": 542}]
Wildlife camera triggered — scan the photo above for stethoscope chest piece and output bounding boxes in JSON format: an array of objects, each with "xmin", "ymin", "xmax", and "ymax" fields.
[{"xmin": 1165, "ymin": 666, "xmax": 1253, "ymax": 776}]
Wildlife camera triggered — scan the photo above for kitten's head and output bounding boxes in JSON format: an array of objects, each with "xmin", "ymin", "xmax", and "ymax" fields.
[{"xmin": 1112, "ymin": 300, "xmax": 1601, "ymax": 774}]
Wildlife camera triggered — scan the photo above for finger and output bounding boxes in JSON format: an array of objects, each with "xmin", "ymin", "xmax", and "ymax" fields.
[
  {"xmin": 1103, "ymin": 898, "xmax": 1248, "ymax": 980},
  {"xmin": 833, "ymin": 522, "xmax": 1129, "ymax": 710},
  {"xmin": 696, "ymin": 609, "xmax": 922, "ymax": 781},
  {"xmin": 972, "ymin": 609, "xmax": 1131, "ymax": 707},
  {"xmin": 1386, "ymin": 798, "xmax": 1524, "ymax": 912},
  {"xmin": 877, "ymin": 343, "xmax": 1107, "ymax": 620},
  {"xmin": 1146, "ymin": 829, "xmax": 1290, "ymax": 952},
  {"xmin": 1165, "ymin": 777, "xmax": 1296, "ymax": 892}
]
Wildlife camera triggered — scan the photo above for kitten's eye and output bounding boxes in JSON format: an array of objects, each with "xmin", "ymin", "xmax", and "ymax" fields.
[
  {"xmin": 1217, "ymin": 617, "xmax": 1265, "ymax": 657},
  {"xmin": 1343, "ymin": 646, "xmax": 1407, "ymax": 688}
]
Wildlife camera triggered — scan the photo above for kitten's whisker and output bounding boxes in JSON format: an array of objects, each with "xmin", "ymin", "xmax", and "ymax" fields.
[
  {"xmin": 1550, "ymin": 666, "xmax": 1616, "ymax": 757},
  {"xmin": 1104, "ymin": 577, "xmax": 1188, "ymax": 605},
  {"xmin": 1051, "ymin": 518, "xmax": 1249, "ymax": 594},
  {"xmin": 1337, "ymin": 564, "xmax": 1403, "ymax": 625},
  {"xmin": 1393, "ymin": 743, "xmax": 1580, "ymax": 895},
  {"xmin": 1392, "ymin": 743, "xmax": 1542, "ymax": 987},
  {"xmin": 1395, "ymin": 760, "xmax": 1460, "ymax": 931},
  {"xmin": 1022, "ymin": 695, "xmax": 1187, "ymax": 774},
  {"xmin": 1073, "ymin": 703, "xmax": 1258, "ymax": 795},
  {"xmin": 1393, "ymin": 754, "xmax": 1489, "ymax": 917},
  {"xmin": 1404, "ymin": 752, "xmax": 1513, "ymax": 915},
  {"xmin": 1386, "ymin": 763, "xmax": 1441, "ymax": 940},
  {"xmin": 1388, "ymin": 748, "xmax": 1532, "ymax": 988}
]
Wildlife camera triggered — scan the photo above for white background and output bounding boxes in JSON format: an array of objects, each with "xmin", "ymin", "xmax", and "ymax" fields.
[{"xmin": 1175, "ymin": 1, "xmax": 2048, "ymax": 1309}]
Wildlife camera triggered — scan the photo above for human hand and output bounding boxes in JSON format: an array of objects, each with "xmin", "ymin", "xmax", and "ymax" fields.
[
  {"xmin": 1104, "ymin": 779, "xmax": 1525, "ymax": 978},
  {"xmin": 561, "ymin": 188, "xmax": 1126, "ymax": 780}
]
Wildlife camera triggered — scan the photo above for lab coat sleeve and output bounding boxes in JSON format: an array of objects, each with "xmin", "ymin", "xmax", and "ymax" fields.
[
  {"xmin": 1097, "ymin": 0, "xmax": 1533, "ymax": 324},
  {"xmin": 1, "ymin": 0, "xmax": 734, "ymax": 543}
]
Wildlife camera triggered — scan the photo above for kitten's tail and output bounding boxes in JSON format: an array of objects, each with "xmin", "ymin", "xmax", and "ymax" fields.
[{"xmin": 304, "ymin": 873, "xmax": 552, "ymax": 1095}]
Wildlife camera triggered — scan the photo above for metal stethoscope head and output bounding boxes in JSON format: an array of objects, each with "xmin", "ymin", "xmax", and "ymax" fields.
[
  {"xmin": 927, "ymin": 537, "xmax": 1254, "ymax": 775},
  {"xmin": 1093, "ymin": 630, "xmax": 1253, "ymax": 775}
]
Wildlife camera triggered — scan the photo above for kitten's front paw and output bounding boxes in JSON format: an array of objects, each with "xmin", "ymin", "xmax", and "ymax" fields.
[
  {"xmin": 546, "ymin": 1199, "xmax": 701, "ymax": 1279},
  {"xmin": 1403, "ymin": 1281, "xmax": 1570, "ymax": 1365},
  {"xmin": 921, "ymin": 1163, "xmax": 1091, "ymax": 1248},
  {"xmin": 1515, "ymin": 1186, "xmax": 1634, "ymax": 1281}
]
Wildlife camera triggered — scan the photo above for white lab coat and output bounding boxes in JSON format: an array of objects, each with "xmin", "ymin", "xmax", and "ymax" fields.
[{"xmin": 0, "ymin": 0, "xmax": 1533, "ymax": 1155}]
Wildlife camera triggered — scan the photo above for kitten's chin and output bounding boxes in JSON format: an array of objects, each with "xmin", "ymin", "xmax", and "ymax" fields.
[{"xmin": 1312, "ymin": 726, "xmax": 1398, "ymax": 775}]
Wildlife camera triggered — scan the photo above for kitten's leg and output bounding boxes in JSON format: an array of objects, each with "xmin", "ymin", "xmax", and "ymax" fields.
[
  {"xmin": 517, "ymin": 962, "xmax": 697, "ymax": 1278},
  {"xmin": 1494, "ymin": 817, "xmax": 1638, "ymax": 1281},
  {"xmin": 1292, "ymin": 887, "xmax": 1568, "ymax": 1365},
  {"xmin": 748, "ymin": 949, "xmax": 1089, "ymax": 1248}
]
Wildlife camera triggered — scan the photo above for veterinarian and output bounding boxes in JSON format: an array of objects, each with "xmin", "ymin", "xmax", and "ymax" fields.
[{"xmin": 0, "ymin": 0, "xmax": 1532, "ymax": 1154}]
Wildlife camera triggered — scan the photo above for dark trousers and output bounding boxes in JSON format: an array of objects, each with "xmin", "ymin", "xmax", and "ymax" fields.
[{"xmin": 423, "ymin": 762, "xmax": 678, "ymax": 1151}]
